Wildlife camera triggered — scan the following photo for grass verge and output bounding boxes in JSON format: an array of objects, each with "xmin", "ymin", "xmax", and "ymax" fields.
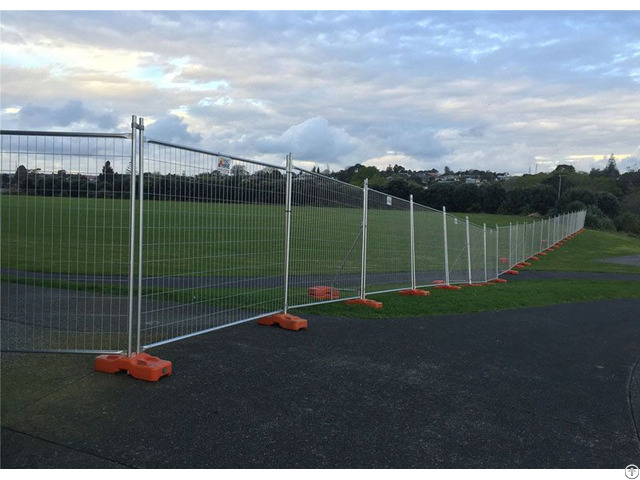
[
  {"xmin": 294, "ymin": 279, "xmax": 640, "ymax": 319},
  {"xmin": 527, "ymin": 229, "xmax": 640, "ymax": 274}
]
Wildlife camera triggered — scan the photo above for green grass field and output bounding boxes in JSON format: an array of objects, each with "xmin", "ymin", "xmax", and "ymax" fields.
[
  {"xmin": 2, "ymin": 196, "xmax": 526, "ymax": 278},
  {"xmin": 3, "ymin": 194, "xmax": 639, "ymax": 321}
]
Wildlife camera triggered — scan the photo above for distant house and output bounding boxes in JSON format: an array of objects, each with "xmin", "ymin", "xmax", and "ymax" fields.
[{"xmin": 436, "ymin": 174, "xmax": 460, "ymax": 184}]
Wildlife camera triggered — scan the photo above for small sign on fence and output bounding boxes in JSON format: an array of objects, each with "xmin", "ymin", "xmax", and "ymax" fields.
[
  {"xmin": 386, "ymin": 196, "xmax": 392, "ymax": 206},
  {"xmin": 217, "ymin": 156, "xmax": 232, "ymax": 173}
]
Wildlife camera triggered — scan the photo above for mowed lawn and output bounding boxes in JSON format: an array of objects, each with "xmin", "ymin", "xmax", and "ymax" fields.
[{"xmin": 2, "ymin": 195, "xmax": 440, "ymax": 277}]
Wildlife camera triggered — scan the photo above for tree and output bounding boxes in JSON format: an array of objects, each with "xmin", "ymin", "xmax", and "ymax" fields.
[{"xmin": 602, "ymin": 154, "xmax": 620, "ymax": 178}]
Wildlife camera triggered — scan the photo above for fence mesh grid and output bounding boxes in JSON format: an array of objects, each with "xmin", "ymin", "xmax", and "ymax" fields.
[
  {"xmin": 413, "ymin": 204, "xmax": 446, "ymax": 287},
  {"xmin": 288, "ymin": 169, "xmax": 363, "ymax": 308},
  {"xmin": 366, "ymin": 189, "xmax": 412, "ymax": 294},
  {"xmin": 139, "ymin": 141, "xmax": 286, "ymax": 349},
  {"xmin": 1, "ymin": 125, "xmax": 588, "ymax": 354},
  {"xmin": 1, "ymin": 132, "xmax": 132, "ymax": 353}
]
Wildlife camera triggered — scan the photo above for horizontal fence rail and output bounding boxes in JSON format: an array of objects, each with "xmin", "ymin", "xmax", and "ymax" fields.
[{"xmin": 1, "ymin": 122, "xmax": 587, "ymax": 355}]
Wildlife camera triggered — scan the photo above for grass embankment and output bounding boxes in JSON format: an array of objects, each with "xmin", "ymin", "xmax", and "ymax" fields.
[
  {"xmin": 296, "ymin": 227, "xmax": 640, "ymax": 319},
  {"xmin": 526, "ymin": 229, "xmax": 640, "ymax": 274}
]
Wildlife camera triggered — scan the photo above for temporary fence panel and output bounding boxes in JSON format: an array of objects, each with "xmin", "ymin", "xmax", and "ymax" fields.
[
  {"xmin": 485, "ymin": 225, "xmax": 497, "ymax": 282},
  {"xmin": 288, "ymin": 168, "xmax": 363, "ymax": 308},
  {"xmin": 413, "ymin": 203, "xmax": 446, "ymax": 287},
  {"xmin": 468, "ymin": 220, "xmax": 486, "ymax": 283},
  {"xmin": 139, "ymin": 140, "xmax": 287, "ymax": 350},
  {"xmin": 1, "ymin": 130, "xmax": 133, "ymax": 353},
  {"xmin": 365, "ymin": 189, "xmax": 412, "ymax": 294},
  {"xmin": 497, "ymin": 224, "xmax": 512, "ymax": 274},
  {"xmin": 444, "ymin": 213, "xmax": 468, "ymax": 285}
]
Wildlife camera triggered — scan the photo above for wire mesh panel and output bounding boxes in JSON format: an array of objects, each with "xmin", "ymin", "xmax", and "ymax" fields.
[
  {"xmin": 288, "ymin": 170, "xmax": 363, "ymax": 307},
  {"xmin": 497, "ymin": 225, "xmax": 511, "ymax": 274},
  {"xmin": 468, "ymin": 221, "xmax": 485, "ymax": 283},
  {"xmin": 413, "ymin": 204, "xmax": 446, "ymax": 287},
  {"xmin": 445, "ymin": 213, "xmax": 468, "ymax": 284},
  {"xmin": 365, "ymin": 189, "xmax": 412, "ymax": 294},
  {"xmin": 486, "ymin": 226, "xmax": 498, "ymax": 280},
  {"xmin": 139, "ymin": 141, "xmax": 286, "ymax": 349},
  {"xmin": 1, "ymin": 131, "xmax": 132, "ymax": 353}
]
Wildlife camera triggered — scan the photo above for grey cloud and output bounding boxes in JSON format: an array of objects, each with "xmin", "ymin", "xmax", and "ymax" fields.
[
  {"xmin": 17, "ymin": 101, "xmax": 117, "ymax": 130},
  {"xmin": 146, "ymin": 114, "xmax": 202, "ymax": 145},
  {"xmin": 255, "ymin": 117, "xmax": 360, "ymax": 162}
]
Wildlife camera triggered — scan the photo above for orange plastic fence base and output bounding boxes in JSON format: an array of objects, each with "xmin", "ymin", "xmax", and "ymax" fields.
[
  {"xmin": 515, "ymin": 264, "xmax": 526, "ymax": 269},
  {"xmin": 545, "ymin": 248, "xmax": 554, "ymax": 252},
  {"xmin": 94, "ymin": 353, "xmax": 172, "ymax": 382},
  {"xmin": 433, "ymin": 279, "xmax": 446, "ymax": 284},
  {"xmin": 521, "ymin": 261, "xmax": 531, "ymax": 266},
  {"xmin": 489, "ymin": 278, "xmax": 508, "ymax": 283},
  {"xmin": 530, "ymin": 256, "xmax": 540, "ymax": 261},
  {"xmin": 435, "ymin": 284, "xmax": 462, "ymax": 290},
  {"xmin": 539, "ymin": 252, "xmax": 547, "ymax": 256},
  {"xmin": 344, "ymin": 298, "xmax": 383, "ymax": 309},
  {"xmin": 505, "ymin": 270, "xmax": 520, "ymax": 275},
  {"xmin": 307, "ymin": 286, "xmax": 340, "ymax": 300},
  {"xmin": 460, "ymin": 283, "xmax": 485, "ymax": 287},
  {"xmin": 398, "ymin": 289, "xmax": 430, "ymax": 296},
  {"xmin": 257, "ymin": 313, "xmax": 308, "ymax": 331}
]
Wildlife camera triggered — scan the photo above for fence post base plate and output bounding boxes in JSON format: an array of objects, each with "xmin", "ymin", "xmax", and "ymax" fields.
[
  {"xmin": 95, "ymin": 353, "xmax": 172, "ymax": 382},
  {"xmin": 344, "ymin": 298, "xmax": 383, "ymax": 309},
  {"xmin": 434, "ymin": 284, "xmax": 462, "ymax": 290},
  {"xmin": 398, "ymin": 289, "xmax": 430, "ymax": 296},
  {"xmin": 257, "ymin": 313, "xmax": 308, "ymax": 331}
]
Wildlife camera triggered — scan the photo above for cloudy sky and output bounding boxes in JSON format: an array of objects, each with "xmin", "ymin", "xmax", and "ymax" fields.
[{"xmin": 1, "ymin": 9, "xmax": 639, "ymax": 174}]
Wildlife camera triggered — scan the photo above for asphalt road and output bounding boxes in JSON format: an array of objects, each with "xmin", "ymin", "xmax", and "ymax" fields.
[{"xmin": 2, "ymin": 298, "xmax": 640, "ymax": 468}]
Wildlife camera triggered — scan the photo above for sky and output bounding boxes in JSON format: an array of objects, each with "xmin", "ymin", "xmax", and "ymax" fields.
[{"xmin": 1, "ymin": 8, "xmax": 639, "ymax": 175}]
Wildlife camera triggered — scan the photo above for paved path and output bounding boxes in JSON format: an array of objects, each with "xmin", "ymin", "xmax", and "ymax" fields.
[
  {"xmin": 596, "ymin": 255, "xmax": 640, "ymax": 267},
  {"xmin": 2, "ymin": 298, "xmax": 640, "ymax": 468}
]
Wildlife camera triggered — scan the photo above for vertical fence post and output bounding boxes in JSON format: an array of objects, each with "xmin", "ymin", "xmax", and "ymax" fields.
[
  {"xmin": 127, "ymin": 115, "xmax": 138, "ymax": 357},
  {"xmin": 466, "ymin": 216, "xmax": 472, "ymax": 284},
  {"xmin": 135, "ymin": 117, "xmax": 145, "ymax": 355},
  {"xmin": 443, "ymin": 206, "xmax": 450, "ymax": 286},
  {"xmin": 483, "ymin": 223, "xmax": 487, "ymax": 283},
  {"xmin": 515, "ymin": 222, "xmax": 519, "ymax": 265},
  {"xmin": 508, "ymin": 222, "xmax": 513, "ymax": 268},
  {"xmin": 539, "ymin": 218, "xmax": 544, "ymax": 253},
  {"xmin": 495, "ymin": 224, "xmax": 499, "ymax": 278},
  {"xmin": 283, "ymin": 153, "xmax": 293, "ymax": 313},
  {"xmin": 409, "ymin": 194, "xmax": 416, "ymax": 291},
  {"xmin": 360, "ymin": 178, "xmax": 369, "ymax": 299}
]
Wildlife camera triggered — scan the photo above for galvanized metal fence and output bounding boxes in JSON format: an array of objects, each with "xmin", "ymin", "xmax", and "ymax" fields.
[{"xmin": 1, "ymin": 118, "xmax": 587, "ymax": 355}]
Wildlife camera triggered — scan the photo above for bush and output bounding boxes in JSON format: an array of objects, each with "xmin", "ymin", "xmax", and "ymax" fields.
[
  {"xmin": 584, "ymin": 205, "xmax": 615, "ymax": 231},
  {"xmin": 614, "ymin": 212, "xmax": 640, "ymax": 236}
]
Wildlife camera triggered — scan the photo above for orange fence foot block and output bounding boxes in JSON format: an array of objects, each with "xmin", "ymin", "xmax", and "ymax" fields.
[
  {"xmin": 530, "ymin": 256, "xmax": 540, "ymax": 261},
  {"xmin": 95, "ymin": 353, "xmax": 172, "ymax": 382},
  {"xmin": 489, "ymin": 278, "xmax": 508, "ymax": 283},
  {"xmin": 539, "ymin": 252, "xmax": 547, "ymax": 256},
  {"xmin": 515, "ymin": 264, "xmax": 526, "ymax": 269},
  {"xmin": 461, "ymin": 283, "xmax": 485, "ymax": 287},
  {"xmin": 344, "ymin": 298, "xmax": 383, "ymax": 309},
  {"xmin": 398, "ymin": 289, "xmax": 430, "ymax": 296},
  {"xmin": 505, "ymin": 270, "xmax": 519, "ymax": 275},
  {"xmin": 258, "ymin": 313, "xmax": 308, "ymax": 331},
  {"xmin": 307, "ymin": 286, "xmax": 340, "ymax": 300},
  {"xmin": 521, "ymin": 261, "xmax": 531, "ymax": 266},
  {"xmin": 434, "ymin": 284, "xmax": 462, "ymax": 290}
]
